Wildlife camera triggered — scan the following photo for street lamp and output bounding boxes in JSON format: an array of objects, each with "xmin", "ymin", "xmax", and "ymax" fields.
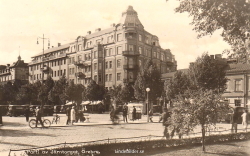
[
  {"xmin": 146, "ymin": 87, "xmax": 150, "ymax": 122},
  {"xmin": 37, "ymin": 34, "xmax": 50, "ymax": 108}
]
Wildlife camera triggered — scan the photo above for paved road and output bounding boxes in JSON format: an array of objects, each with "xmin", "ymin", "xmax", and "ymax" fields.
[{"xmin": 0, "ymin": 114, "xmax": 248, "ymax": 156}]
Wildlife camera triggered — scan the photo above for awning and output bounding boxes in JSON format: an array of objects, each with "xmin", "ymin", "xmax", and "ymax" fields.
[
  {"xmin": 81, "ymin": 101, "xmax": 91, "ymax": 105},
  {"xmin": 65, "ymin": 102, "xmax": 74, "ymax": 106},
  {"xmin": 89, "ymin": 101, "xmax": 102, "ymax": 105}
]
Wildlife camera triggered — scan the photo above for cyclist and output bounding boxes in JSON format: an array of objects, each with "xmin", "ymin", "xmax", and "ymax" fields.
[
  {"xmin": 35, "ymin": 106, "xmax": 44, "ymax": 128},
  {"xmin": 159, "ymin": 107, "xmax": 171, "ymax": 139}
]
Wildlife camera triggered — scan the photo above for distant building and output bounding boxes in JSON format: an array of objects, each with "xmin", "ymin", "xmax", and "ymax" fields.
[
  {"xmin": 28, "ymin": 6, "xmax": 177, "ymax": 89},
  {"xmin": 0, "ymin": 55, "xmax": 29, "ymax": 85},
  {"xmin": 161, "ymin": 54, "xmax": 250, "ymax": 109}
]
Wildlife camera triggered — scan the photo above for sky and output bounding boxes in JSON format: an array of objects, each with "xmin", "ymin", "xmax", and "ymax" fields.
[{"xmin": 0, "ymin": 0, "xmax": 231, "ymax": 69}]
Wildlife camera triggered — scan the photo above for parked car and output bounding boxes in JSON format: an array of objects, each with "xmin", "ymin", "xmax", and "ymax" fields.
[{"xmin": 7, "ymin": 105, "xmax": 29, "ymax": 117}]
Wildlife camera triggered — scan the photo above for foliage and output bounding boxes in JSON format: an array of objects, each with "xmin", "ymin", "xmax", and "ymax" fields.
[
  {"xmin": 188, "ymin": 53, "xmax": 228, "ymax": 93},
  {"xmin": 108, "ymin": 84, "xmax": 123, "ymax": 105},
  {"xmin": 165, "ymin": 70, "xmax": 191, "ymax": 101},
  {"xmin": 2, "ymin": 81, "xmax": 16, "ymax": 104},
  {"xmin": 172, "ymin": 0, "xmax": 250, "ymax": 60},
  {"xmin": 50, "ymin": 75, "xmax": 68, "ymax": 105},
  {"xmin": 134, "ymin": 59, "xmax": 163, "ymax": 102},
  {"xmin": 120, "ymin": 83, "xmax": 135, "ymax": 103},
  {"xmin": 65, "ymin": 80, "xmax": 85, "ymax": 105},
  {"xmin": 84, "ymin": 80, "xmax": 105, "ymax": 101}
]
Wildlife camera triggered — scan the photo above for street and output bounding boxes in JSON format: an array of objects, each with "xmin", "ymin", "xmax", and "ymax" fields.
[{"xmin": 0, "ymin": 114, "xmax": 247, "ymax": 155}]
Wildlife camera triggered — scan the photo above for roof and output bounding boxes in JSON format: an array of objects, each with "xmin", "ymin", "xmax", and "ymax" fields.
[
  {"xmin": 226, "ymin": 63, "xmax": 250, "ymax": 73},
  {"xmin": 161, "ymin": 69, "xmax": 189, "ymax": 79},
  {"xmin": 32, "ymin": 43, "xmax": 71, "ymax": 58},
  {"xmin": 85, "ymin": 27, "xmax": 115, "ymax": 39}
]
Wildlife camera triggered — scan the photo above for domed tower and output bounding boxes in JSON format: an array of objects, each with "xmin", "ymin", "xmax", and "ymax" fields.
[{"xmin": 119, "ymin": 5, "xmax": 144, "ymax": 29}]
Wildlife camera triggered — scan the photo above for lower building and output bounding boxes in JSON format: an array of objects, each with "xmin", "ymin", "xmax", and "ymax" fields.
[{"xmin": 0, "ymin": 55, "xmax": 29, "ymax": 85}]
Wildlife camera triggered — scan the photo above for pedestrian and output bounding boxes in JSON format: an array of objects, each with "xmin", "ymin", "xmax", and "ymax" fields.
[
  {"xmin": 132, "ymin": 106, "xmax": 136, "ymax": 121},
  {"xmin": 159, "ymin": 107, "xmax": 171, "ymax": 139},
  {"xmin": 66, "ymin": 106, "xmax": 71, "ymax": 125},
  {"xmin": 25, "ymin": 106, "xmax": 30, "ymax": 122},
  {"xmin": 71, "ymin": 106, "xmax": 76, "ymax": 125},
  {"xmin": 35, "ymin": 106, "xmax": 44, "ymax": 128},
  {"xmin": 231, "ymin": 110, "xmax": 238, "ymax": 133},
  {"xmin": 122, "ymin": 104, "xmax": 128, "ymax": 123},
  {"xmin": 241, "ymin": 109, "xmax": 248, "ymax": 132},
  {"xmin": 149, "ymin": 109, "xmax": 153, "ymax": 122}
]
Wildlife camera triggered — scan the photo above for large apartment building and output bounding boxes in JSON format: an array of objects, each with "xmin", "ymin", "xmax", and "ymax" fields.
[
  {"xmin": 28, "ymin": 6, "xmax": 177, "ymax": 89},
  {"xmin": 0, "ymin": 55, "xmax": 29, "ymax": 85}
]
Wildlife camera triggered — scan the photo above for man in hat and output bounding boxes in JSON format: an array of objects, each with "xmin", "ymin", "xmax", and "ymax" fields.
[
  {"xmin": 35, "ymin": 106, "xmax": 44, "ymax": 128},
  {"xmin": 159, "ymin": 107, "xmax": 171, "ymax": 139}
]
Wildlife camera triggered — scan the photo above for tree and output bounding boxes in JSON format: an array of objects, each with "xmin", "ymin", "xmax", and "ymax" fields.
[
  {"xmin": 65, "ymin": 80, "xmax": 85, "ymax": 108},
  {"xmin": 188, "ymin": 53, "xmax": 228, "ymax": 93},
  {"xmin": 120, "ymin": 83, "xmax": 135, "ymax": 103},
  {"xmin": 134, "ymin": 59, "xmax": 163, "ymax": 104},
  {"xmin": 168, "ymin": 52, "xmax": 229, "ymax": 152},
  {"xmin": 165, "ymin": 70, "xmax": 191, "ymax": 102},
  {"xmin": 109, "ymin": 84, "xmax": 123, "ymax": 106},
  {"xmin": 171, "ymin": 0, "xmax": 250, "ymax": 60},
  {"xmin": 2, "ymin": 81, "xmax": 16, "ymax": 104},
  {"xmin": 84, "ymin": 80, "xmax": 105, "ymax": 101},
  {"xmin": 50, "ymin": 75, "xmax": 68, "ymax": 105}
]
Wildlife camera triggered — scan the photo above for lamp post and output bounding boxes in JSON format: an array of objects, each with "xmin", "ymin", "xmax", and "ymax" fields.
[
  {"xmin": 146, "ymin": 88, "xmax": 150, "ymax": 122},
  {"xmin": 37, "ymin": 34, "xmax": 50, "ymax": 108}
]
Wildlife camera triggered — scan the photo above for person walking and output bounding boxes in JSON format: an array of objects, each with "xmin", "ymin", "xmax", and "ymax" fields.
[
  {"xmin": 70, "ymin": 106, "xmax": 76, "ymax": 125},
  {"xmin": 231, "ymin": 110, "xmax": 238, "ymax": 133},
  {"xmin": 122, "ymin": 104, "xmax": 128, "ymax": 123},
  {"xmin": 66, "ymin": 106, "xmax": 71, "ymax": 125},
  {"xmin": 241, "ymin": 109, "xmax": 248, "ymax": 132},
  {"xmin": 25, "ymin": 106, "xmax": 30, "ymax": 122},
  {"xmin": 149, "ymin": 109, "xmax": 153, "ymax": 122},
  {"xmin": 132, "ymin": 106, "xmax": 136, "ymax": 121},
  {"xmin": 35, "ymin": 106, "xmax": 44, "ymax": 128},
  {"xmin": 159, "ymin": 107, "xmax": 171, "ymax": 139}
]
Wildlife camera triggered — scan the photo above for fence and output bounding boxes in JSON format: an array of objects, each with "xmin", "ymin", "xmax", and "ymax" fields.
[{"xmin": 8, "ymin": 128, "xmax": 250, "ymax": 156}]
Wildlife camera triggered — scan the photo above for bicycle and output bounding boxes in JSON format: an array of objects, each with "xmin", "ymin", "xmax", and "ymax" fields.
[
  {"xmin": 52, "ymin": 114, "xmax": 60, "ymax": 124},
  {"xmin": 29, "ymin": 117, "xmax": 51, "ymax": 128}
]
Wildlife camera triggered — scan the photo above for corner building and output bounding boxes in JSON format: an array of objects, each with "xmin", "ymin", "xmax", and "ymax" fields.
[{"xmin": 29, "ymin": 6, "xmax": 177, "ymax": 89}]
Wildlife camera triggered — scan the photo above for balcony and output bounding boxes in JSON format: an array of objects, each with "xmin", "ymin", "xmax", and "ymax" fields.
[
  {"xmin": 74, "ymin": 60, "xmax": 87, "ymax": 67},
  {"xmin": 75, "ymin": 72, "xmax": 86, "ymax": 79},
  {"xmin": 58, "ymin": 53, "xmax": 66, "ymax": 58},
  {"xmin": 40, "ymin": 66, "xmax": 49, "ymax": 72},
  {"xmin": 123, "ymin": 64, "xmax": 138, "ymax": 70},
  {"xmin": 0, "ymin": 71, "xmax": 11, "ymax": 76},
  {"xmin": 122, "ymin": 51, "xmax": 140, "ymax": 56}
]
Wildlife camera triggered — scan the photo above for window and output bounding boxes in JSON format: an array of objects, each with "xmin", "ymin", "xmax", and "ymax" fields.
[
  {"xmin": 58, "ymin": 70, "xmax": 60, "ymax": 76},
  {"xmin": 99, "ymin": 63, "xmax": 102, "ymax": 70},
  {"xmin": 129, "ymin": 45, "xmax": 133, "ymax": 51},
  {"xmin": 139, "ymin": 47, "xmax": 142, "ymax": 54},
  {"xmin": 78, "ymin": 44, "xmax": 81, "ymax": 51},
  {"xmin": 235, "ymin": 99, "xmax": 241, "ymax": 107},
  {"xmin": 105, "ymin": 62, "xmax": 108, "ymax": 69},
  {"xmin": 105, "ymin": 74, "xmax": 108, "ymax": 82},
  {"xmin": 139, "ymin": 34, "xmax": 142, "ymax": 41},
  {"xmin": 235, "ymin": 79, "xmax": 242, "ymax": 91},
  {"xmin": 117, "ymin": 59, "xmax": 121, "ymax": 68},
  {"xmin": 64, "ymin": 69, "xmax": 66, "ymax": 75},
  {"xmin": 109, "ymin": 61, "xmax": 112, "ymax": 68},
  {"xmin": 161, "ymin": 54, "xmax": 164, "ymax": 61},
  {"xmin": 109, "ymin": 48, "xmax": 113, "ymax": 55},
  {"xmin": 117, "ymin": 73, "xmax": 121, "ymax": 81},
  {"xmin": 106, "ymin": 49, "xmax": 109, "ymax": 57},
  {"xmin": 109, "ymin": 74, "xmax": 112, "ymax": 81},
  {"xmin": 145, "ymin": 37, "xmax": 148, "ymax": 44},
  {"xmin": 54, "ymin": 71, "xmax": 56, "ymax": 77},
  {"xmin": 117, "ymin": 46, "xmax": 122, "ymax": 55},
  {"xmin": 94, "ymin": 63, "xmax": 97, "ymax": 71},
  {"xmin": 94, "ymin": 51, "xmax": 97, "ymax": 58},
  {"xmin": 117, "ymin": 33, "xmax": 122, "ymax": 41},
  {"xmin": 94, "ymin": 75, "xmax": 97, "ymax": 82},
  {"xmin": 85, "ymin": 54, "xmax": 88, "ymax": 61},
  {"xmin": 153, "ymin": 52, "xmax": 157, "ymax": 58},
  {"xmin": 60, "ymin": 70, "xmax": 62, "ymax": 76},
  {"xmin": 128, "ymin": 58, "xmax": 134, "ymax": 68},
  {"xmin": 78, "ymin": 55, "xmax": 82, "ymax": 61}
]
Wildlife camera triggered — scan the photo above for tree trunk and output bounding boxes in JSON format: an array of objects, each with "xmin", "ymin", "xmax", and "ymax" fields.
[{"xmin": 201, "ymin": 124, "xmax": 206, "ymax": 152}]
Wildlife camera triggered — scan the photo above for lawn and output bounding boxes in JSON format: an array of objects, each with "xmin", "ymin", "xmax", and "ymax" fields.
[{"xmin": 149, "ymin": 140, "xmax": 250, "ymax": 156}]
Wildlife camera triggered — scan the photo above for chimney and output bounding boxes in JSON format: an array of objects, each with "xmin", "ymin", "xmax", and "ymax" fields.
[
  {"xmin": 111, "ymin": 23, "xmax": 116, "ymax": 27},
  {"xmin": 58, "ymin": 43, "xmax": 61, "ymax": 47},
  {"xmin": 95, "ymin": 28, "xmax": 101, "ymax": 32},
  {"xmin": 52, "ymin": 46, "xmax": 54, "ymax": 48},
  {"xmin": 87, "ymin": 31, "xmax": 91, "ymax": 35},
  {"xmin": 210, "ymin": 55, "xmax": 214, "ymax": 59},
  {"xmin": 7, "ymin": 64, "xmax": 10, "ymax": 66}
]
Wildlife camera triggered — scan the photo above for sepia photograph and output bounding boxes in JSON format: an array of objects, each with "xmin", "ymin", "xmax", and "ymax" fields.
[{"xmin": 0, "ymin": 0, "xmax": 250, "ymax": 155}]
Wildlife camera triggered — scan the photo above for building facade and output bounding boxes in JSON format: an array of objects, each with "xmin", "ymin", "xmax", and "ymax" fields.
[
  {"xmin": 0, "ymin": 55, "xmax": 29, "ymax": 85},
  {"xmin": 28, "ymin": 6, "xmax": 177, "ymax": 89}
]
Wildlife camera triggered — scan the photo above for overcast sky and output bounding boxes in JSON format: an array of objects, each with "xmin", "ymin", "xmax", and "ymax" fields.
[{"xmin": 0, "ymin": 0, "xmax": 231, "ymax": 69}]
